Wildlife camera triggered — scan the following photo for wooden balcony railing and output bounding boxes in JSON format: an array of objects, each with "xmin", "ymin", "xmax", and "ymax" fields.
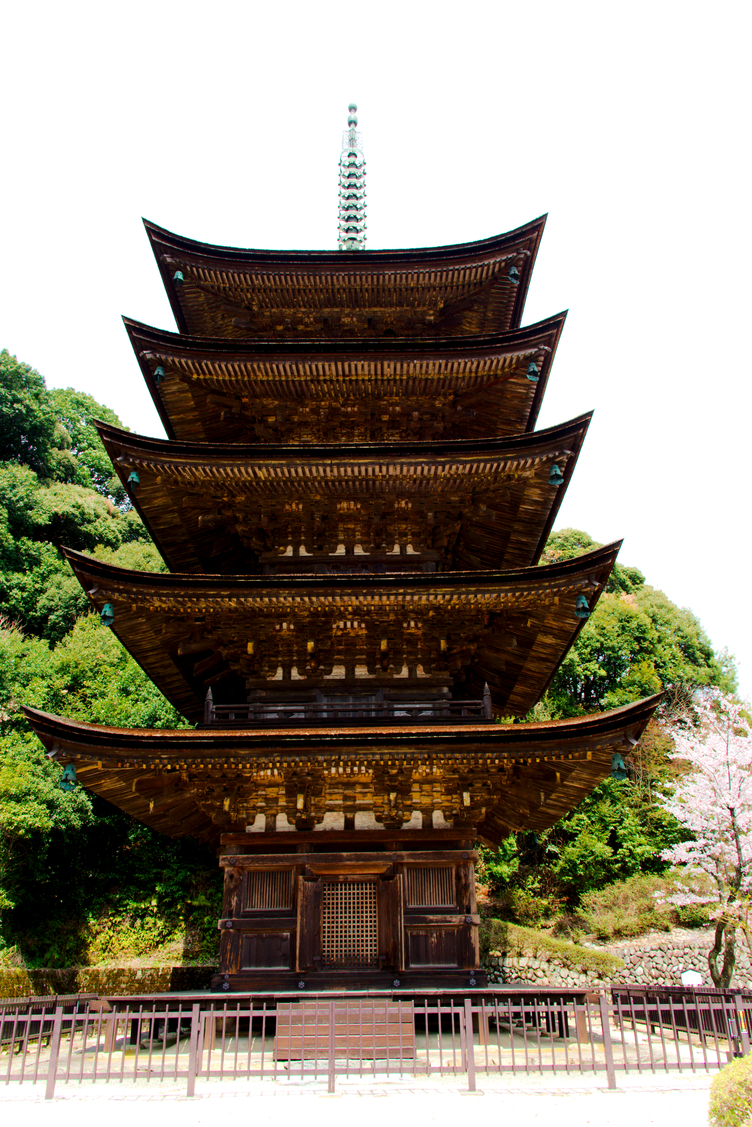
[{"xmin": 203, "ymin": 685, "xmax": 493, "ymax": 727}]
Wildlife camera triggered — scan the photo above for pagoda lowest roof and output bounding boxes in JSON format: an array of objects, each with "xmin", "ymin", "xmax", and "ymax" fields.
[
  {"xmin": 64, "ymin": 543, "xmax": 618, "ymax": 724},
  {"xmin": 99, "ymin": 413, "xmax": 590, "ymax": 575},
  {"xmin": 125, "ymin": 314, "xmax": 564, "ymax": 443},
  {"xmin": 24, "ymin": 695, "xmax": 661, "ymax": 847},
  {"xmin": 145, "ymin": 216, "xmax": 546, "ymax": 340}
]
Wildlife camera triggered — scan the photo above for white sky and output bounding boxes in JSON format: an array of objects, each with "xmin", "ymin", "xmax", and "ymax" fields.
[{"xmin": 1, "ymin": 1, "xmax": 750, "ymax": 695}]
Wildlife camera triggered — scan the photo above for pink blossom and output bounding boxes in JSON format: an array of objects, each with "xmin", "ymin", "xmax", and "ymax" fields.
[{"xmin": 660, "ymin": 691, "xmax": 752, "ymax": 973}]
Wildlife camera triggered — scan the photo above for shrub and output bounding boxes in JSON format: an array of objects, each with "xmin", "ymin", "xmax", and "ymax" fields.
[
  {"xmin": 709, "ymin": 1054, "xmax": 752, "ymax": 1127},
  {"xmin": 580, "ymin": 870, "xmax": 712, "ymax": 941},
  {"xmin": 490, "ymin": 886, "xmax": 558, "ymax": 926}
]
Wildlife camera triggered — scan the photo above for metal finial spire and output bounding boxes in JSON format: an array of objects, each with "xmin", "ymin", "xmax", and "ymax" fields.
[{"xmin": 337, "ymin": 103, "xmax": 366, "ymax": 251}]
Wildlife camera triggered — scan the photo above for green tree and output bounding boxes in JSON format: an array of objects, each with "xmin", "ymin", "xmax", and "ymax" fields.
[
  {"xmin": 0, "ymin": 464, "xmax": 154, "ymax": 642},
  {"xmin": 0, "ymin": 730, "xmax": 95, "ymax": 913},
  {"xmin": 48, "ymin": 387, "xmax": 126, "ymax": 500},
  {"xmin": 547, "ymin": 777, "xmax": 686, "ymax": 898},
  {"xmin": 538, "ymin": 529, "xmax": 735, "ymax": 718},
  {"xmin": 0, "ymin": 614, "xmax": 197, "ymax": 960},
  {"xmin": 0, "ymin": 351, "xmax": 130, "ymax": 498},
  {"xmin": 0, "ymin": 351, "xmax": 59, "ymax": 477}
]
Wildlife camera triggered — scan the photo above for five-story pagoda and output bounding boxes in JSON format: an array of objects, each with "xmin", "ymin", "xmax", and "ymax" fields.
[{"xmin": 26, "ymin": 108, "xmax": 660, "ymax": 991}]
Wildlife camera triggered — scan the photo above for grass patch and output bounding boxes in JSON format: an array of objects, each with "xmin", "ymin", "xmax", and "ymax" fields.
[{"xmin": 480, "ymin": 918, "xmax": 625, "ymax": 978}]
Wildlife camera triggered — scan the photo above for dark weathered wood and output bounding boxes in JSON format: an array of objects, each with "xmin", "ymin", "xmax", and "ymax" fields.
[
  {"xmin": 24, "ymin": 697, "xmax": 661, "ymax": 846},
  {"xmin": 218, "ymin": 849, "xmax": 478, "ymax": 988},
  {"xmin": 455, "ymin": 859, "xmax": 477, "ymax": 917},
  {"xmin": 98, "ymin": 415, "xmax": 589, "ymax": 577},
  {"xmin": 405, "ymin": 865, "xmax": 456, "ymax": 908},
  {"xmin": 220, "ymin": 828, "xmax": 473, "ymax": 846},
  {"xmin": 219, "ymin": 916, "xmax": 297, "ymax": 931},
  {"xmin": 222, "ymin": 865, "xmax": 243, "ymax": 917},
  {"xmin": 220, "ymin": 851, "xmax": 476, "ymax": 868},
  {"xmin": 61, "ymin": 545, "xmax": 620, "ymax": 724},
  {"xmin": 122, "ymin": 313, "xmax": 565, "ymax": 443},
  {"xmin": 378, "ymin": 874, "xmax": 403, "ymax": 972},
  {"xmin": 305, "ymin": 861, "xmax": 393, "ymax": 876},
  {"xmin": 406, "ymin": 927, "xmax": 460, "ymax": 968},
  {"xmin": 239, "ymin": 931, "xmax": 292, "ymax": 969},
  {"xmin": 243, "ymin": 867, "xmax": 294, "ymax": 910},
  {"xmin": 296, "ymin": 879, "xmax": 322, "ymax": 973},
  {"xmin": 400, "ymin": 913, "xmax": 479, "ymax": 926},
  {"xmin": 144, "ymin": 215, "xmax": 546, "ymax": 343}
]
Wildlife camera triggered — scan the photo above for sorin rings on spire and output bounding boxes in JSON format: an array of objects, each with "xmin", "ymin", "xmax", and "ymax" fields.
[{"xmin": 338, "ymin": 103, "xmax": 366, "ymax": 251}]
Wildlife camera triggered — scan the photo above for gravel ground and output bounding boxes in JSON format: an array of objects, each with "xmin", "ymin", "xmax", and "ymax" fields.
[{"xmin": 0, "ymin": 1071, "xmax": 714, "ymax": 1127}]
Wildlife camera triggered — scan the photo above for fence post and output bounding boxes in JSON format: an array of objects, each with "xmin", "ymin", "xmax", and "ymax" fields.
[
  {"xmin": 44, "ymin": 1006, "xmax": 64, "ymax": 1101},
  {"xmin": 464, "ymin": 998, "xmax": 476, "ymax": 1092},
  {"xmin": 734, "ymin": 994, "xmax": 750, "ymax": 1057},
  {"xmin": 598, "ymin": 993, "xmax": 617, "ymax": 1090},
  {"xmin": 328, "ymin": 1001, "xmax": 336, "ymax": 1094},
  {"xmin": 185, "ymin": 1003, "xmax": 201, "ymax": 1098}
]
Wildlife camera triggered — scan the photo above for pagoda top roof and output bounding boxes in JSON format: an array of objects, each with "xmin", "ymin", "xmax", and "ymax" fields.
[
  {"xmin": 125, "ymin": 314, "xmax": 565, "ymax": 443},
  {"xmin": 24, "ymin": 695, "xmax": 661, "ymax": 846},
  {"xmin": 144, "ymin": 216, "xmax": 546, "ymax": 340},
  {"xmin": 98, "ymin": 413, "xmax": 591, "ymax": 575},
  {"xmin": 63, "ymin": 543, "xmax": 618, "ymax": 724}
]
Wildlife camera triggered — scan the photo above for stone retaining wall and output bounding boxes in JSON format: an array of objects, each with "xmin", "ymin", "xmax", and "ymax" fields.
[
  {"xmin": 3, "ymin": 930, "xmax": 749, "ymax": 998},
  {"xmin": 483, "ymin": 928, "xmax": 752, "ymax": 989}
]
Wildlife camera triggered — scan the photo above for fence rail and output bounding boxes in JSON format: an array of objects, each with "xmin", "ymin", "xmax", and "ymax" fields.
[{"xmin": 1, "ymin": 988, "xmax": 749, "ymax": 1099}]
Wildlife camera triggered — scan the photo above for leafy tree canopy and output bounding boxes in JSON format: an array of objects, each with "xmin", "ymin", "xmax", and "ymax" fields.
[
  {"xmin": 537, "ymin": 528, "xmax": 736, "ymax": 717},
  {"xmin": 0, "ymin": 614, "xmax": 190, "ymax": 931},
  {"xmin": 1, "ymin": 351, "xmax": 127, "ymax": 499},
  {"xmin": 48, "ymin": 387, "xmax": 125, "ymax": 501},
  {"xmin": 0, "ymin": 351, "xmax": 61, "ymax": 478},
  {"xmin": 0, "ymin": 463, "xmax": 156, "ymax": 642},
  {"xmin": 0, "ymin": 352, "xmax": 156, "ymax": 642}
]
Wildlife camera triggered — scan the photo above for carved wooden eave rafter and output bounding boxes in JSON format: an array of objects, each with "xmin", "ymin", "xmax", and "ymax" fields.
[
  {"xmin": 98, "ymin": 414, "xmax": 591, "ymax": 576},
  {"xmin": 124, "ymin": 315, "xmax": 565, "ymax": 444},
  {"xmin": 63, "ymin": 543, "xmax": 619, "ymax": 724},
  {"xmin": 144, "ymin": 215, "xmax": 546, "ymax": 341},
  {"xmin": 23, "ymin": 694, "xmax": 661, "ymax": 847}
]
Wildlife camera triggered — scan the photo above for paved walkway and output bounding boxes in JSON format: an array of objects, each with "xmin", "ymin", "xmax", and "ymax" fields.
[{"xmin": 0, "ymin": 1071, "xmax": 715, "ymax": 1127}]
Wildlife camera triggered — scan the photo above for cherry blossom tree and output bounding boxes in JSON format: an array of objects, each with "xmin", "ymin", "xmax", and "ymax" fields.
[{"xmin": 660, "ymin": 691, "xmax": 752, "ymax": 987}]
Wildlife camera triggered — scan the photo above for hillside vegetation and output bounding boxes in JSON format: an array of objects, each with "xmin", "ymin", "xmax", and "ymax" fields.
[{"xmin": 0, "ymin": 349, "xmax": 738, "ymax": 966}]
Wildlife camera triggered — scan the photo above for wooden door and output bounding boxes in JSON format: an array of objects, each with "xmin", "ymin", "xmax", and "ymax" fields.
[
  {"xmin": 378, "ymin": 873, "xmax": 403, "ymax": 972},
  {"xmin": 296, "ymin": 876, "xmax": 322, "ymax": 972}
]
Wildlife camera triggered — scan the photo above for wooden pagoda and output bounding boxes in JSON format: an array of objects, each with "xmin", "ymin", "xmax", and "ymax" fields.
[{"xmin": 25, "ymin": 128, "xmax": 661, "ymax": 990}]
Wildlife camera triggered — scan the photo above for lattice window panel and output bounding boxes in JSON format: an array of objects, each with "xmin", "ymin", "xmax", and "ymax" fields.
[
  {"xmin": 321, "ymin": 881, "xmax": 378, "ymax": 968},
  {"xmin": 406, "ymin": 866, "xmax": 455, "ymax": 908},
  {"xmin": 244, "ymin": 869, "xmax": 294, "ymax": 912}
]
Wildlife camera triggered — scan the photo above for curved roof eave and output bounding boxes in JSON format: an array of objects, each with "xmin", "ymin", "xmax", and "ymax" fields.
[
  {"xmin": 95, "ymin": 411, "xmax": 592, "ymax": 575},
  {"xmin": 123, "ymin": 312, "xmax": 567, "ymax": 442},
  {"xmin": 22, "ymin": 693, "xmax": 662, "ymax": 755},
  {"xmin": 62, "ymin": 540, "xmax": 621, "ymax": 595},
  {"xmin": 95, "ymin": 410, "xmax": 592, "ymax": 464},
  {"xmin": 142, "ymin": 214, "xmax": 548, "ymax": 267},
  {"xmin": 143, "ymin": 215, "xmax": 547, "ymax": 338},
  {"xmin": 59, "ymin": 542, "xmax": 620, "ymax": 723}
]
